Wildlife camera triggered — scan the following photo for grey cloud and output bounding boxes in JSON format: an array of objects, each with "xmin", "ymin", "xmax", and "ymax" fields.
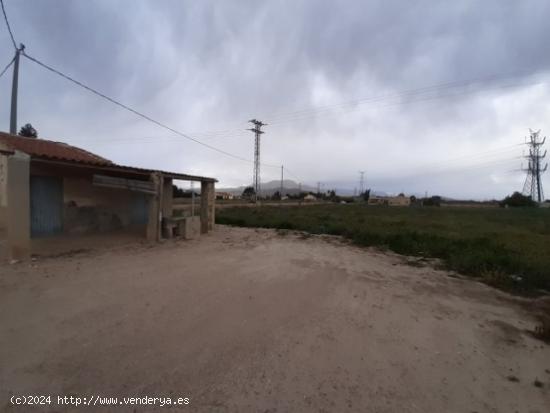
[{"xmin": 0, "ymin": 0, "xmax": 549, "ymax": 199}]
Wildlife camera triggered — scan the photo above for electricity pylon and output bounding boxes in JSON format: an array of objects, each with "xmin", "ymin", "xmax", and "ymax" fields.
[
  {"xmin": 522, "ymin": 129, "xmax": 547, "ymax": 203},
  {"xmin": 248, "ymin": 119, "xmax": 266, "ymax": 202}
]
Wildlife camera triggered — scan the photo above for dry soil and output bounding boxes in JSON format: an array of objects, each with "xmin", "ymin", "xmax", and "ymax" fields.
[{"xmin": 1, "ymin": 226, "xmax": 549, "ymax": 412}]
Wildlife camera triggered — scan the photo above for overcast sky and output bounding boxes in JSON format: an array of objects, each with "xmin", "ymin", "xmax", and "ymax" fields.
[{"xmin": 1, "ymin": 0, "xmax": 549, "ymax": 199}]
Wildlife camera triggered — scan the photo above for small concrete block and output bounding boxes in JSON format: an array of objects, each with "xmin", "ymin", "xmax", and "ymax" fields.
[{"xmin": 182, "ymin": 216, "xmax": 201, "ymax": 240}]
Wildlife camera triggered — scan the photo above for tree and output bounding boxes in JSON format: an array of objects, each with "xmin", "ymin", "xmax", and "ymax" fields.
[
  {"xmin": 499, "ymin": 192, "xmax": 537, "ymax": 208},
  {"xmin": 173, "ymin": 185, "xmax": 185, "ymax": 197},
  {"xmin": 172, "ymin": 185, "xmax": 197, "ymax": 198},
  {"xmin": 18, "ymin": 123, "xmax": 38, "ymax": 138},
  {"xmin": 423, "ymin": 196, "xmax": 441, "ymax": 207},
  {"xmin": 325, "ymin": 190, "xmax": 341, "ymax": 202},
  {"xmin": 242, "ymin": 186, "xmax": 255, "ymax": 199},
  {"xmin": 272, "ymin": 191, "xmax": 281, "ymax": 200},
  {"xmin": 362, "ymin": 189, "xmax": 371, "ymax": 202}
]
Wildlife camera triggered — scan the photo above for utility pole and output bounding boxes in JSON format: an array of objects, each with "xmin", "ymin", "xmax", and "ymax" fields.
[
  {"xmin": 317, "ymin": 181, "xmax": 321, "ymax": 195},
  {"xmin": 190, "ymin": 181, "xmax": 195, "ymax": 217},
  {"xmin": 522, "ymin": 129, "xmax": 547, "ymax": 203},
  {"xmin": 10, "ymin": 44, "xmax": 25, "ymax": 135},
  {"xmin": 359, "ymin": 171, "xmax": 365, "ymax": 196},
  {"xmin": 248, "ymin": 119, "xmax": 266, "ymax": 203},
  {"xmin": 280, "ymin": 165, "xmax": 284, "ymax": 198}
]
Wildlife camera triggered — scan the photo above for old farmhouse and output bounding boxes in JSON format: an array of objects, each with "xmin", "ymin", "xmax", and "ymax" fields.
[{"xmin": 0, "ymin": 132, "xmax": 216, "ymax": 261}]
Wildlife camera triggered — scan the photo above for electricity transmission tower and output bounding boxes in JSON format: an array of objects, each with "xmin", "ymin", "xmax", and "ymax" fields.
[
  {"xmin": 359, "ymin": 171, "xmax": 365, "ymax": 195},
  {"xmin": 522, "ymin": 129, "xmax": 547, "ymax": 203},
  {"xmin": 248, "ymin": 119, "xmax": 266, "ymax": 202}
]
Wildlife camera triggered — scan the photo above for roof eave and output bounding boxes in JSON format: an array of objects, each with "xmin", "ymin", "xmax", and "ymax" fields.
[{"xmin": 31, "ymin": 157, "xmax": 218, "ymax": 183}]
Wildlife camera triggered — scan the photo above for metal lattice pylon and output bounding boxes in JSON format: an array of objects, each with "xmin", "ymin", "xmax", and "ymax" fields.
[
  {"xmin": 522, "ymin": 129, "xmax": 547, "ymax": 203},
  {"xmin": 248, "ymin": 119, "xmax": 266, "ymax": 202}
]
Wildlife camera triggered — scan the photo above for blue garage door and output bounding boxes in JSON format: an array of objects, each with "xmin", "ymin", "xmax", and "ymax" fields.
[{"xmin": 30, "ymin": 175, "xmax": 63, "ymax": 237}]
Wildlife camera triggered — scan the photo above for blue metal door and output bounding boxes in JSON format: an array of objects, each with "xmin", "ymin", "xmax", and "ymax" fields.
[{"xmin": 30, "ymin": 175, "xmax": 63, "ymax": 237}]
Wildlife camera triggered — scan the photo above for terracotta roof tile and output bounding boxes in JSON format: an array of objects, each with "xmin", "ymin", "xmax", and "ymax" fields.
[
  {"xmin": 0, "ymin": 131, "xmax": 112, "ymax": 165},
  {"xmin": 0, "ymin": 131, "xmax": 217, "ymax": 182}
]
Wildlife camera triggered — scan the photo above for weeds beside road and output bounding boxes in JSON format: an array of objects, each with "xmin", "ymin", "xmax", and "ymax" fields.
[{"xmin": 217, "ymin": 204, "xmax": 550, "ymax": 295}]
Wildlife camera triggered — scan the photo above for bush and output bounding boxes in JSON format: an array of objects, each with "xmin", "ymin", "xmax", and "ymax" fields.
[
  {"xmin": 422, "ymin": 196, "xmax": 442, "ymax": 207},
  {"xmin": 500, "ymin": 192, "xmax": 537, "ymax": 208}
]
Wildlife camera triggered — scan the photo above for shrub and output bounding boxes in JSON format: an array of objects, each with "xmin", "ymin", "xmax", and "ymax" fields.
[{"xmin": 500, "ymin": 192, "xmax": 537, "ymax": 208}]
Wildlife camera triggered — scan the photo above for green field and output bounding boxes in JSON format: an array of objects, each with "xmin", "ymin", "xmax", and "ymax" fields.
[{"xmin": 216, "ymin": 204, "xmax": 550, "ymax": 294}]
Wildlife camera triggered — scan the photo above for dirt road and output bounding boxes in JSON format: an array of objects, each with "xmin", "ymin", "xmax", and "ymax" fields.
[{"xmin": 1, "ymin": 226, "xmax": 548, "ymax": 412}]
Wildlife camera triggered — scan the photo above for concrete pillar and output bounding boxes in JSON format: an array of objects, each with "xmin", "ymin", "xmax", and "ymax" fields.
[
  {"xmin": 200, "ymin": 181, "xmax": 215, "ymax": 234},
  {"xmin": 162, "ymin": 177, "xmax": 173, "ymax": 219},
  {"xmin": 146, "ymin": 172, "xmax": 162, "ymax": 242},
  {"xmin": 6, "ymin": 152, "xmax": 30, "ymax": 260}
]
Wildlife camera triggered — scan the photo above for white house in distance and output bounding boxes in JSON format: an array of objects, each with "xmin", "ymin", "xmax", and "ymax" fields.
[
  {"xmin": 368, "ymin": 194, "xmax": 411, "ymax": 206},
  {"xmin": 215, "ymin": 192, "xmax": 234, "ymax": 200}
]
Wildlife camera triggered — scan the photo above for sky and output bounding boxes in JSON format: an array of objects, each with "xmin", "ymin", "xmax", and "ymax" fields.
[{"xmin": 1, "ymin": 0, "xmax": 549, "ymax": 199}]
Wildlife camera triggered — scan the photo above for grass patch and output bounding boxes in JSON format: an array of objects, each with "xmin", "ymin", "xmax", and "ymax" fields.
[{"xmin": 216, "ymin": 204, "xmax": 550, "ymax": 294}]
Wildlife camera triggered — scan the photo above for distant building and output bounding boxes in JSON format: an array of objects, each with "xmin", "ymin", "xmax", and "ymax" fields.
[
  {"xmin": 367, "ymin": 196, "xmax": 387, "ymax": 206},
  {"xmin": 368, "ymin": 194, "xmax": 411, "ymax": 207},
  {"xmin": 303, "ymin": 194, "xmax": 317, "ymax": 201},
  {"xmin": 388, "ymin": 195, "xmax": 411, "ymax": 206},
  {"xmin": 215, "ymin": 192, "xmax": 234, "ymax": 200}
]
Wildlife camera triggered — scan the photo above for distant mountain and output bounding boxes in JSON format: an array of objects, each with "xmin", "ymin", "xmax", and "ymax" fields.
[
  {"xmin": 217, "ymin": 180, "xmax": 317, "ymax": 197},
  {"xmin": 216, "ymin": 181, "xmax": 406, "ymax": 198},
  {"xmin": 180, "ymin": 179, "xmax": 446, "ymax": 199}
]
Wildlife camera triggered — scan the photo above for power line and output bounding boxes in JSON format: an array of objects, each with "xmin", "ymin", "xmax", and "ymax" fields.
[
  {"xmin": 22, "ymin": 51, "xmax": 257, "ymax": 164},
  {"xmin": 68, "ymin": 133, "xmax": 249, "ymax": 144},
  {"xmin": 16, "ymin": 48, "xmax": 538, "ymax": 195},
  {"xmin": 265, "ymin": 78, "xmax": 547, "ymax": 127},
  {"xmin": 258, "ymin": 70, "xmax": 546, "ymax": 124},
  {"xmin": 149, "ymin": 69, "xmax": 548, "ymax": 135},
  {"xmin": 384, "ymin": 156, "xmax": 521, "ymax": 182},
  {"xmin": 0, "ymin": 54, "xmax": 15, "ymax": 78},
  {"xmin": 22, "ymin": 51, "xmax": 290, "ymax": 171},
  {"xmin": 405, "ymin": 144, "xmax": 525, "ymax": 171},
  {"xmin": 282, "ymin": 166, "xmax": 302, "ymax": 182},
  {"xmin": 0, "ymin": 0, "xmax": 16, "ymax": 50},
  {"xmin": 268, "ymin": 146, "xmax": 521, "ymax": 191}
]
